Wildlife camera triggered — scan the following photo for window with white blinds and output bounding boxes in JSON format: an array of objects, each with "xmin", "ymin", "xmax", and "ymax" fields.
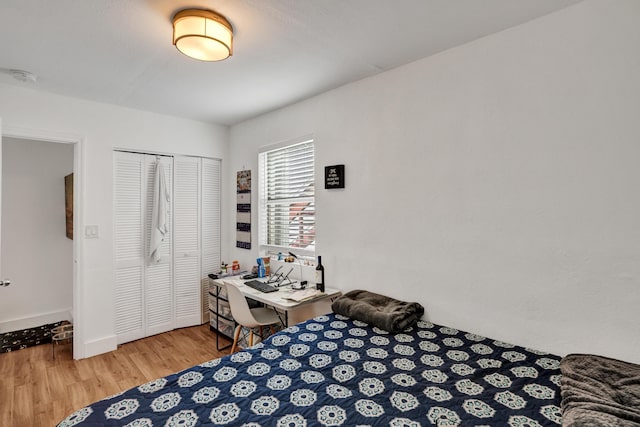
[{"xmin": 259, "ymin": 138, "xmax": 315, "ymax": 255}]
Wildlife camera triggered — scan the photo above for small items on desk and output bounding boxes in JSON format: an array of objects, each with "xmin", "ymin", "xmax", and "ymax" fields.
[
  {"xmin": 292, "ymin": 280, "xmax": 307, "ymax": 290},
  {"xmin": 283, "ymin": 288, "xmax": 323, "ymax": 302},
  {"xmin": 244, "ymin": 280, "xmax": 278, "ymax": 293},
  {"xmin": 315, "ymin": 256, "xmax": 325, "ymax": 292},
  {"xmin": 256, "ymin": 257, "xmax": 266, "ymax": 278},
  {"xmin": 266, "ymin": 266, "xmax": 296, "ymax": 287},
  {"xmin": 209, "ymin": 270, "xmax": 248, "ymax": 280},
  {"xmin": 266, "ymin": 265, "xmax": 283, "ymax": 283}
]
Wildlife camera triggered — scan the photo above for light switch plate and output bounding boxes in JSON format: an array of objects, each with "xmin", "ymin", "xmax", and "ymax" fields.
[{"xmin": 85, "ymin": 225, "xmax": 99, "ymax": 238}]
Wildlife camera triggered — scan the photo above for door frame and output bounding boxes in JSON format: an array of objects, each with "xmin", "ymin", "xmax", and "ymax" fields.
[{"xmin": 2, "ymin": 125, "xmax": 84, "ymax": 359}]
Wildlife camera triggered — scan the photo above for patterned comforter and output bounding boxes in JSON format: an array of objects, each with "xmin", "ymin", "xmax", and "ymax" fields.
[{"xmin": 58, "ymin": 313, "xmax": 562, "ymax": 426}]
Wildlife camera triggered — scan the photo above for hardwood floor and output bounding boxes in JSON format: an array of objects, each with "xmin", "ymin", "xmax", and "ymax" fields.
[{"xmin": 0, "ymin": 324, "xmax": 231, "ymax": 427}]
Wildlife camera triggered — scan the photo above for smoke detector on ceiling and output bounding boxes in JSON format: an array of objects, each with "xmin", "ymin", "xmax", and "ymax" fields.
[
  {"xmin": 0, "ymin": 68, "xmax": 38, "ymax": 83},
  {"xmin": 10, "ymin": 69, "xmax": 38, "ymax": 83}
]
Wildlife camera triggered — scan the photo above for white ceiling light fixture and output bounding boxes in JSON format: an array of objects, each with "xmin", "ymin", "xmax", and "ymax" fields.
[{"xmin": 172, "ymin": 9, "xmax": 233, "ymax": 62}]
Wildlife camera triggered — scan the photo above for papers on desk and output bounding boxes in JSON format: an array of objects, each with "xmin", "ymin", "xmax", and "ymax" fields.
[{"xmin": 283, "ymin": 288, "xmax": 323, "ymax": 302}]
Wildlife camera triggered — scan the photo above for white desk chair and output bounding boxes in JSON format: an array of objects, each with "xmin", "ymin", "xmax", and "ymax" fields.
[{"xmin": 224, "ymin": 281, "xmax": 281, "ymax": 353}]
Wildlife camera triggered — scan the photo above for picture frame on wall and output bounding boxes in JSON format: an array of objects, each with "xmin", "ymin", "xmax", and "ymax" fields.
[
  {"xmin": 65, "ymin": 173, "xmax": 73, "ymax": 239},
  {"xmin": 325, "ymin": 164, "xmax": 345, "ymax": 189}
]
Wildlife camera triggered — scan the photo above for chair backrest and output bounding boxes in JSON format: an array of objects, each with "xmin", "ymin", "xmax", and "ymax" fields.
[{"xmin": 224, "ymin": 281, "xmax": 260, "ymax": 328}]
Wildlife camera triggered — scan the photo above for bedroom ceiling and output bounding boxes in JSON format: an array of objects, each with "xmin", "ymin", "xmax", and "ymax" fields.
[{"xmin": 0, "ymin": 0, "xmax": 582, "ymax": 126}]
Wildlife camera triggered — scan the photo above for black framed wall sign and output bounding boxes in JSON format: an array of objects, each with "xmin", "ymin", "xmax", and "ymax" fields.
[
  {"xmin": 324, "ymin": 164, "xmax": 345, "ymax": 189},
  {"xmin": 236, "ymin": 170, "xmax": 251, "ymax": 249}
]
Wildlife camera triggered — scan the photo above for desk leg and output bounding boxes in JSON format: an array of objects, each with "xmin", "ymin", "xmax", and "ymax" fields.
[
  {"xmin": 213, "ymin": 325, "xmax": 232, "ymax": 352},
  {"xmin": 217, "ymin": 333, "xmax": 231, "ymax": 352},
  {"xmin": 268, "ymin": 305, "xmax": 287, "ymax": 328},
  {"xmin": 274, "ymin": 310, "xmax": 287, "ymax": 328}
]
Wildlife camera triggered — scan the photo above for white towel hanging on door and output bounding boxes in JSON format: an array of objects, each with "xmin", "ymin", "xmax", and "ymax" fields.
[{"xmin": 149, "ymin": 161, "xmax": 170, "ymax": 263}]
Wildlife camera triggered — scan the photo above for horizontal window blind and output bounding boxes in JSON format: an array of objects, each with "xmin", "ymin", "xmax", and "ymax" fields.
[{"xmin": 260, "ymin": 139, "xmax": 315, "ymax": 254}]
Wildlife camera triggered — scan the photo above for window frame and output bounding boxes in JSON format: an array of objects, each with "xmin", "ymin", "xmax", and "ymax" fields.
[{"xmin": 258, "ymin": 136, "xmax": 315, "ymax": 258}]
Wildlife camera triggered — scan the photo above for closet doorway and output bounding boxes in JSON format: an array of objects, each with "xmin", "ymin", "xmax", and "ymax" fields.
[
  {"xmin": 113, "ymin": 150, "xmax": 221, "ymax": 345},
  {"xmin": 0, "ymin": 133, "xmax": 79, "ymax": 356}
]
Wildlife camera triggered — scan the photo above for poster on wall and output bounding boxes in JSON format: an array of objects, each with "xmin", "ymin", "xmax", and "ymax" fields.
[{"xmin": 236, "ymin": 170, "xmax": 251, "ymax": 249}]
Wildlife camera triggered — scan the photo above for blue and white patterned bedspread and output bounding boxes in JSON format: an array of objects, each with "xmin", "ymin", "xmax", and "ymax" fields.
[{"xmin": 58, "ymin": 313, "xmax": 562, "ymax": 426}]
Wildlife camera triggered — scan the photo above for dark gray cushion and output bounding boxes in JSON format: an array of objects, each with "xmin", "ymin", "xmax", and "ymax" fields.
[
  {"xmin": 331, "ymin": 289, "xmax": 424, "ymax": 333},
  {"xmin": 561, "ymin": 353, "xmax": 640, "ymax": 427}
]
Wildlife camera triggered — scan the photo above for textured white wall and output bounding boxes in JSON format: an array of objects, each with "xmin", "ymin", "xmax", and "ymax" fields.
[
  {"xmin": 0, "ymin": 87, "xmax": 229, "ymax": 358},
  {"xmin": 1, "ymin": 138, "xmax": 74, "ymax": 331},
  {"xmin": 229, "ymin": 0, "xmax": 640, "ymax": 364}
]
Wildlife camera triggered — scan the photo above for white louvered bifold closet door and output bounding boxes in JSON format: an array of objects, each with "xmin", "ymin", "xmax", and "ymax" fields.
[
  {"xmin": 114, "ymin": 152, "xmax": 145, "ymax": 344},
  {"xmin": 173, "ymin": 156, "xmax": 202, "ymax": 328},
  {"xmin": 144, "ymin": 155, "xmax": 174, "ymax": 337},
  {"xmin": 201, "ymin": 158, "xmax": 222, "ymax": 323},
  {"xmin": 114, "ymin": 152, "xmax": 174, "ymax": 344}
]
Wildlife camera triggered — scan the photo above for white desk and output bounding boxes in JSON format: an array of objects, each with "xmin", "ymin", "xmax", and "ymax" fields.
[{"xmin": 213, "ymin": 278, "xmax": 341, "ymax": 327}]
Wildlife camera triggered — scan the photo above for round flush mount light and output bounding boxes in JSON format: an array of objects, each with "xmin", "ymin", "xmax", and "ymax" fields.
[{"xmin": 172, "ymin": 9, "xmax": 233, "ymax": 61}]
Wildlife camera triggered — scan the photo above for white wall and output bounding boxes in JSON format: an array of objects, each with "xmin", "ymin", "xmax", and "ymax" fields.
[
  {"xmin": 1, "ymin": 137, "xmax": 74, "ymax": 332},
  {"xmin": 0, "ymin": 86, "xmax": 229, "ymax": 358},
  {"xmin": 229, "ymin": 0, "xmax": 640, "ymax": 364}
]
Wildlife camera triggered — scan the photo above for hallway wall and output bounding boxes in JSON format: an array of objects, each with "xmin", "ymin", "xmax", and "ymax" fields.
[{"xmin": 1, "ymin": 137, "xmax": 74, "ymax": 332}]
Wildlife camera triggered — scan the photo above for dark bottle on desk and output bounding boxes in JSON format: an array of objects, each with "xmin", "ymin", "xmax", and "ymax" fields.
[{"xmin": 315, "ymin": 256, "xmax": 325, "ymax": 292}]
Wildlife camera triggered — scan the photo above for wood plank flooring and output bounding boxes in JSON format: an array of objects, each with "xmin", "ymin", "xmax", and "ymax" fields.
[{"xmin": 0, "ymin": 324, "xmax": 231, "ymax": 427}]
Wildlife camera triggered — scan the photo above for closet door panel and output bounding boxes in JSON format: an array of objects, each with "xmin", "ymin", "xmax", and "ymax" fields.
[
  {"xmin": 201, "ymin": 158, "xmax": 221, "ymax": 274},
  {"xmin": 115, "ymin": 152, "xmax": 144, "ymax": 264},
  {"xmin": 144, "ymin": 156, "xmax": 174, "ymax": 336},
  {"xmin": 174, "ymin": 256, "xmax": 200, "ymax": 326},
  {"xmin": 174, "ymin": 156, "xmax": 201, "ymax": 328},
  {"xmin": 200, "ymin": 158, "xmax": 221, "ymax": 323},
  {"xmin": 114, "ymin": 152, "xmax": 145, "ymax": 344},
  {"xmin": 114, "ymin": 266, "xmax": 144, "ymax": 343},
  {"xmin": 146, "ymin": 263, "xmax": 173, "ymax": 335}
]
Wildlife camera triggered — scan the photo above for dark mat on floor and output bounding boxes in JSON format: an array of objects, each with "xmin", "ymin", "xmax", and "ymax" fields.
[{"xmin": 0, "ymin": 321, "xmax": 70, "ymax": 353}]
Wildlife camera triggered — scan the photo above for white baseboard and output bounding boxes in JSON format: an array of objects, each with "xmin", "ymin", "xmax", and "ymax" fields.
[
  {"xmin": 81, "ymin": 334, "xmax": 118, "ymax": 359},
  {"xmin": 0, "ymin": 308, "xmax": 72, "ymax": 333}
]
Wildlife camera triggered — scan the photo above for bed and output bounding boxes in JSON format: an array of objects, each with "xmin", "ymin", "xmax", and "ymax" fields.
[{"xmin": 57, "ymin": 312, "xmax": 562, "ymax": 426}]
